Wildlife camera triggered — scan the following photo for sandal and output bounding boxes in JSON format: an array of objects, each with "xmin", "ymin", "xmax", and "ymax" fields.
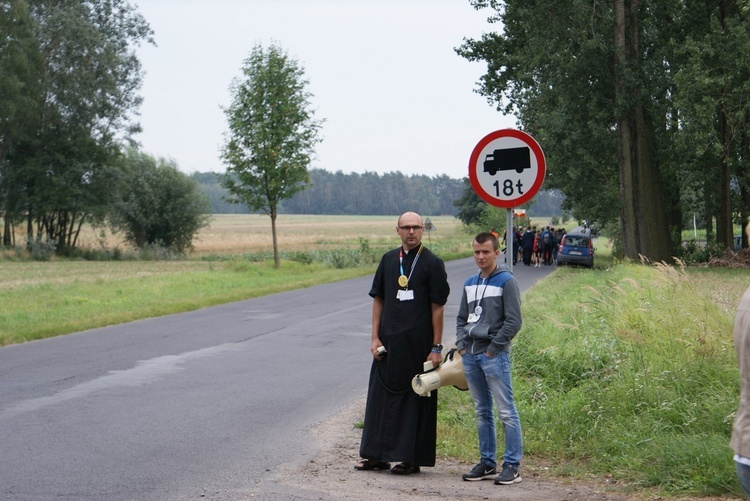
[
  {"xmin": 390, "ymin": 462, "xmax": 420, "ymax": 475},
  {"xmin": 354, "ymin": 459, "xmax": 391, "ymax": 471}
]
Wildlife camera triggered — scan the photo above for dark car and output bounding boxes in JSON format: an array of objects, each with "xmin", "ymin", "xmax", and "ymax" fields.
[{"xmin": 557, "ymin": 227, "xmax": 594, "ymax": 268}]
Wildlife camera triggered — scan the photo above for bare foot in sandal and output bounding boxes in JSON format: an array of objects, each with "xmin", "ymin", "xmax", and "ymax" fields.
[
  {"xmin": 390, "ymin": 463, "xmax": 420, "ymax": 475},
  {"xmin": 354, "ymin": 459, "xmax": 390, "ymax": 471}
]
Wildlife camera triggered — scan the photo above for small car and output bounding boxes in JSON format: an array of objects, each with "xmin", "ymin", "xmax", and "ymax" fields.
[{"xmin": 557, "ymin": 227, "xmax": 594, "ymax": 268}]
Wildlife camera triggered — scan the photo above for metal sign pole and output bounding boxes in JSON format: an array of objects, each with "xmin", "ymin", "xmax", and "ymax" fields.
[{"xmin": 507, "ymin": 208, "xmax": 513, "ymax": 274}]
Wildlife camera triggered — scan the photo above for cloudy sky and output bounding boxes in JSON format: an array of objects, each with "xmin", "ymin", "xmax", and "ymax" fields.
[{"xmin": 132, "ymin": 0, "xmax": 516, "ymax": 179}]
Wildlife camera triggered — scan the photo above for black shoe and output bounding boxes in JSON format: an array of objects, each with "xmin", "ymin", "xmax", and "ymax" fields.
[
  {"xmin": 462, "ymin": 461, "xmax": 496, "ymax": 481},
  {"xmin": 494, "ymin": 463, "xmax": 522, "ymax": 485}
]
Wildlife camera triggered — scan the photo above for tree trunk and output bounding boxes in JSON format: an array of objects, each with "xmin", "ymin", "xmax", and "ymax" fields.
[
  {"xmin": 741, "ymin": 183, "xmax": 749, "ymax": 248},
  {"xmin": 718, "ymin": 107, "xmax": 732, "ymax": 248},
  {"xmin": 26, "ymin": 206, "xmax": 33, "ymax": 248},
  {"xmin": 613, "ymin": 0, "xmax": 673, "ymax": 262},
  {"xmin": 634, "ymin": 108, "xmax": 672, "ymax": 260},
  {"xmin": 3, "ymin": 215, "xmax": 11, "ymax": 247},
  {"xmin": 741, "ymin": 110, "xmax": 750, "ymax": 249},
  {"xmin": 614, "ymin": 0, "xmax": 637, "ymax": 258},
  {"xmin": 665, "ymin": 106, "xmax": 683, "ymax": 249},
  {"xmin": 717, "ymin": 0, "xmax": 733, "ymax": 249},
  {"xmin": 56, "ymin": 210, "xmax": 67, "ymax": 255},
  {"xmin": 270, "ymin": 205, "xmax": 279, "ymax": 269}
]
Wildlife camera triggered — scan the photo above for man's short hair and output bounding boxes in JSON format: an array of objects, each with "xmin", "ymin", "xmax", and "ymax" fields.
[{"xmin": 475, "ymin": 232, "xmax": 499, "ymax": 250}]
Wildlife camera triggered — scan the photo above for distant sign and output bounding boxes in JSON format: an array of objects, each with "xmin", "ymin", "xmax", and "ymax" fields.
[
  {"xmin": 424, "ymin": 217, "xmax": 435, "ymax": 232},
  {"xmin": 469, "ymin": 129, "xmax": 546, "ymax": 208}
]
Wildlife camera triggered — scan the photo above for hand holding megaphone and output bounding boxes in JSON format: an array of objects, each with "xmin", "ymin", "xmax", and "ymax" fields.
[{"xmin": 411, "ymin": 347, "xmax": 469, "ymax": 397}]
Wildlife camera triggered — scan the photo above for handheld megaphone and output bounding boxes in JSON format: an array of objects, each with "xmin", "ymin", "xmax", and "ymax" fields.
[{"xmin": 411, "ymin": 348, "xmax": 468, "ymax": 397}]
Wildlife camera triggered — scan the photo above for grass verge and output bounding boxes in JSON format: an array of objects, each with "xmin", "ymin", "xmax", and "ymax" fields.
[
  {"xmin": 0, "ymin": 259, "xmax": 378, "ymax": 346},
  {"xmin": 437, "ymin": 262, "xmax": 749, "ymax": 497}
]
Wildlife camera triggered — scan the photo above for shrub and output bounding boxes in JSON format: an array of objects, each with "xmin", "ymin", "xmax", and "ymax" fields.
[{"xmin": 110, "ymin": 150, "xmax": 211, "ymax": 252}]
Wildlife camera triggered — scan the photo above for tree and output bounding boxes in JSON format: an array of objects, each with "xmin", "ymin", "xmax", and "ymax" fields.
[
  {"xmin": 221, "ymin": 43, "xmax": 323, "ymax": 268},
  {"xmin": 458, "ymin": 0, "xmax": 750, "ymax": 259},
  {"xmin": 111, "ymin": 150, "xmax": 210, "ymax": 252},
  {"xmin": 0, "ymin": 0, "xmax": 42, "ymax": 246},
  {"xmin": 672, "ymin": 0, "xmax": 750, "ymax": 249},
  {"xmin": 0, "ymin": 0, "xmax": 152, "ymax": 254},
  {"xmin": 612, "ymin": 0, "xmax": 672, "ymax": 261},
  {"xmin": 453, "ymin": 178, "xmax": 486, "ymax": 226}
]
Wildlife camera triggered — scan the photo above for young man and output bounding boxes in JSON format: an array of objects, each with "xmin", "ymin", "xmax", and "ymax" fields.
[
  {"xmin": 356, "ymin": 211, "xmax": 450, "ymax": 475},
  {"xmin": 456, "ymin": 232, "xmax": 523, "ymax": 485}
]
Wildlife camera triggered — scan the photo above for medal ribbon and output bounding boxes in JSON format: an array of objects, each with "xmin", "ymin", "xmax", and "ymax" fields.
[{"xmin": 399, "ymin": 244, "xmax": 424, "ymax": 288}]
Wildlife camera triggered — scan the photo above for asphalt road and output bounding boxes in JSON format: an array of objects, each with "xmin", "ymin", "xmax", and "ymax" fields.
[{"xmin": 0, "ymin": 256, "xmax": 555, "ymax": 500}]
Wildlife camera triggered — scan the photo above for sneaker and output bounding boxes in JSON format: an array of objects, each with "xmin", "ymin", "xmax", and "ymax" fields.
[
  {"xmin": 494, "ymin": 463, "xmax": 522, "ymax": 485},
  {"xmin": 462, "ymin": 461, "xmax": 496, "ymax": 481}
]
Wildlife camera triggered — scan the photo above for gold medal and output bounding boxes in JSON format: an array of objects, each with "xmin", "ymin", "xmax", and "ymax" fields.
[{"xmin": 398, "ymin": 275, "xmax": 408, "ymax": 287}]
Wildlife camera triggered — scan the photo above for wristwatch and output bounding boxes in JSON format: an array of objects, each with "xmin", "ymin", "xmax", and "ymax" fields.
[{"xmin": 431, "ymin": 343, "xmax": 443, "ymax": 352}]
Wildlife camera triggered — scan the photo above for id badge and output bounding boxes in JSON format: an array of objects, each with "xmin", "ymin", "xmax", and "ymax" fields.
[
  {"xmin": 397, "ymin": 289, "xmax": 414, "ymax": 301},
  {"xmin": 467, "ymin": 313, "xmax": 480, "ymax": 323}
]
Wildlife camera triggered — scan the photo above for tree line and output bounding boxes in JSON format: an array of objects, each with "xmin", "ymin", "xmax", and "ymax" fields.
[{"xmin": 191, "ymin": 169, "xmax": 563, "ymax": 218}]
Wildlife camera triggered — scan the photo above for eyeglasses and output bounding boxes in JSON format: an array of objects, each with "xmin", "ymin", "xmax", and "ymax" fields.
[{"xmin": 399, "ymin": 225, "xmax": 424, "ymax": 231}]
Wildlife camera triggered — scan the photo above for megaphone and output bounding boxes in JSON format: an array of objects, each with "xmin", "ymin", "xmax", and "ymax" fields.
[{"xmin": 411, "ymin": 348, "xmax": 469, "ymax": 397}]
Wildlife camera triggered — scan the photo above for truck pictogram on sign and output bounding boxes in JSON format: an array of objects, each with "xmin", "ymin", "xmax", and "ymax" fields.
[
  {"xmin": 482, "ymin": 146, "xmax": 531, "ymax": 175},
  {"xmin": 469, "ymin": 128, "xmax": 545, "ymax": 209}
]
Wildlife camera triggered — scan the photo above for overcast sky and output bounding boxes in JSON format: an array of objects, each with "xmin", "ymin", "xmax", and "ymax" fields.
[{"xmin": 132, "ymin": 0, "xmax": 516, "ymax": 179}]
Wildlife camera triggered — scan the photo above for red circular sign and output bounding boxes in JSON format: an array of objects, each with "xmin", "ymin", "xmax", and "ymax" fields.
[{"xmin": 468, "ymin": 129, "xmax": 546, "ymax": 208}]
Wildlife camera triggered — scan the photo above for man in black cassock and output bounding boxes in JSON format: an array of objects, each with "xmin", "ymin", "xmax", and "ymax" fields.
[{"xmin": 355, "ymin": 211, "xmax": 450, "ymax": 475}]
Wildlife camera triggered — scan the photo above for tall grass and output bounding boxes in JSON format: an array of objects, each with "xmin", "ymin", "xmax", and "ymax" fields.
[{"xmin": 438, "ymin": 262, "xmax": 748, "ymax": 496}]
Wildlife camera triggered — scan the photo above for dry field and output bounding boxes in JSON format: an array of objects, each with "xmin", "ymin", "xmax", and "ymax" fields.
[{"xmin": 71, "ymin": 214, "xmax": 467, "ymax": 256}]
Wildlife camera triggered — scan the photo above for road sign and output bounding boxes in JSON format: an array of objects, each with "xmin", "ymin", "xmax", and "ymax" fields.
[{"xmin": 468, "ymin": 129, "xmax": 546, "ymax": 208}]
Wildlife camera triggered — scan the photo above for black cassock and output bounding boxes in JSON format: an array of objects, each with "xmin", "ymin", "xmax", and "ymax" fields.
[{"xmin": 359, "ymin": 245, "xmax": 450, "ymax": 466}]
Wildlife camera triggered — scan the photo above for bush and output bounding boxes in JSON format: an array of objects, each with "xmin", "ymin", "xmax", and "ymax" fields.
[
  {"xmin": 111, "ymin": 150, "xmax": 211, "ymax": 252},
  {"xmin": 28, "ymin": 238, "xmax": 56, "ymax": 261},
  {"xmin": 681, "ymin": 239, "xmax": 727, "ymax": 264}
]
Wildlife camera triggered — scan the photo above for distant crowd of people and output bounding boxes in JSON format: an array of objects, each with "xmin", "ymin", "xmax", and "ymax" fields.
[{"xmin": 492, "ymin": 226, "xmax": 566, "ymax": 267}]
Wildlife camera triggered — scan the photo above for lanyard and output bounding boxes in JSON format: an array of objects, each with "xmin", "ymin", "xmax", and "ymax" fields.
[
  {"xmin": 399, "ymin": 244, "xmax": 423, "ymax": 288},
  {"xmin": 474, "ymin": 272, "xmax": 490, "ymax": 308}
]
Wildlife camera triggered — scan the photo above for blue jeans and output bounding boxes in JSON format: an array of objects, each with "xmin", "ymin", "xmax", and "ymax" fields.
[
  {"xmin": 737, "ymin": 460, "xmax": 750, "ymax": 497},
  {"xmin": 462, "ymin": 351, "xmax": 523, "ymax": 468}
]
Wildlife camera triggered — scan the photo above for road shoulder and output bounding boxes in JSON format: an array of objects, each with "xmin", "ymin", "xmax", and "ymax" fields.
[{"xmin": 264, "ymin": 397, "xmax": 635, "ymax": 500}]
